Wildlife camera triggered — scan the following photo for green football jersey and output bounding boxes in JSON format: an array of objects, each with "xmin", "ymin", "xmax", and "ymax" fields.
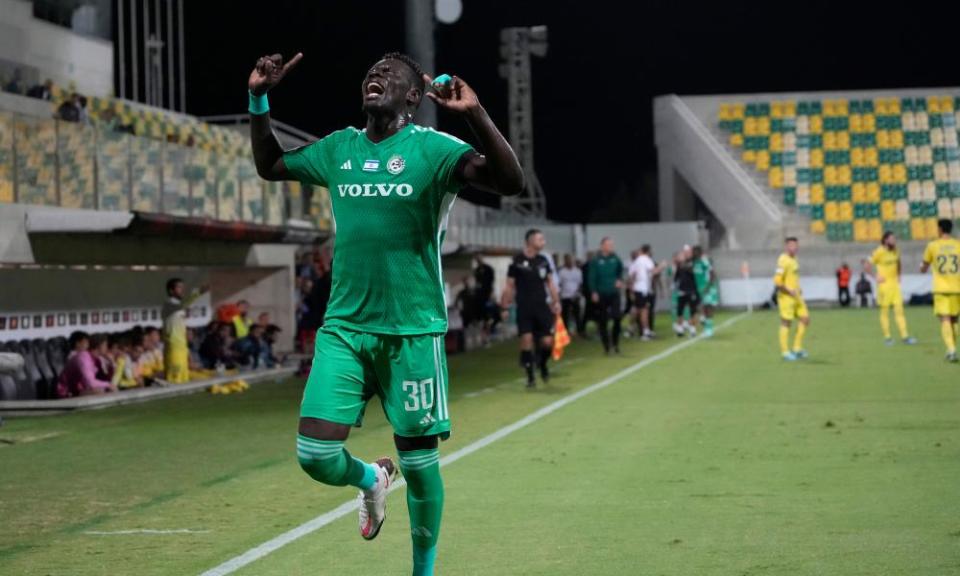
[
  {"xmin": 692, "ymin": 256, "xmax": 713, "ymax": 293},
  {"xmin": 284, "ymin": 124, "xmax": 474, "ymax": 335}
]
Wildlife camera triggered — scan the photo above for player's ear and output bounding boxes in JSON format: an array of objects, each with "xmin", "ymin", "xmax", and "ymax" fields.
[{"xmin": 407, "ymin": 86, "xmax": 423, "ymax": 108}]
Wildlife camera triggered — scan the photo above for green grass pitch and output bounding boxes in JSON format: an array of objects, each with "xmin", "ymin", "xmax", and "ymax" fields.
[{"xmin": 1, "ymin": 308, "xmax": 958, "ymax": 575}]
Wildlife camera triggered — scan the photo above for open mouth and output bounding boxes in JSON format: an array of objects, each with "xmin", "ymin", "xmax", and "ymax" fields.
[{"xmin": 365, "ymin": 81, "xmax": 385, "ymax": 99}]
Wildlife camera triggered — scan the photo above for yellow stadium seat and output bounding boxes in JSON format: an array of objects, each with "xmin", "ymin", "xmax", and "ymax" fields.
[
  {"xmin": 839, "ymin": 201, "xmax": 853, "ymax": 221},
  {"xmin": 925, "ymin": 218, "xmax": 939, "ymax": 238},
  {"xmin": 851, "ymin": 147, "xmax": 864, "ymax": 166},
  {"xmin": 838, "ymin": 165, "xmax": 852, "ymax": 185},
  {"xmin": 940, "ymin": 95, "xmax": 953, "ymax": 112},
  {"xmin": 729, "ymin": 133, "xmax": 743, "ymax": 147},
  {"xmin": 784, "ymin": 101, "xmax": 797, "ymax": 117},
  {"xmin": 854, "ymin": 219, "xmax": 869, "ymax": 242},
  {"xmin": 879, "ymin": 164, "xmax": 893, "ymax": 183},
  {"xmin": 928, "ymin": 96, "xmax": 941, "ymax": 113},
  {"xmin": 881, "ymin": 200, "xmax": 896, "ymax": 220},
  {"xmin": 771, "ymin": 102, "xmax": 783, "ymax": 118},
  {"xmin": 755, "ymin": 150, "xmax": 770, "ymax": 170},
  {"xmin": 744, "ymin": 117, "xmax": 757, "ymax": 136},
  {"xmin": 825, "ymin": 201, "xmax": 839, "ymax": 222},
  {"xmin": 867, "ymin": 219, "xmax": 882, "ymax": 241},
  {"xmin": 810, "ymin": 220, "xmax": 826, "ymax": 234},
  {"xmin": 768, "ymin": 167, "xmax": 784, "ymax": 188},
  {"xmin": 877, "ymin": 131, "xmax": 890, "ymax": 148},
  {"xmin": 911, "ymin": 219, "xmax": 927, "ymax": 240},
  {"xmin": 811, "ymin": 148, "xmax": 824, "ymax": 168},
  {"xmin": 865, "ymin": 147, "xmax": 878, "ymax": 167},
  {"xmin": 852, "ymin": 182, "xmax": 867, "ymax": 203},
  {"xmin": 757, "ymin": 117, "xmax": 771, "ymax": 135},
  {"xmin": 825, "ymin": 166, "xmax": 838, "ymax": 185},
  {"xmin": 892, "ymin": 164, "xmax": 906, "ymax": 183},
  {"xmin": 875, "ymin": 99, "xmax": 888, "ymax": 115},
  {"xmin": 770, "ymin": 133, "xmax": 783, "ymax": 151},
  {"xmin": 809, "ymin": 115, "xmax": 823, "ymax": 134},
  {"xmin": 862, "ymin": 114, "xmax": 875, "ymax": 132},
  {"xmin": 719, "ymin": 104, "xmax": 731, "ymax": 120},
  {"xmin": 732, "ymin": 103, "xmax": 745, "ymax": 119},
  {"xmin": 849, "ymin": 114, "xmax": 862, "ymax": 132}
]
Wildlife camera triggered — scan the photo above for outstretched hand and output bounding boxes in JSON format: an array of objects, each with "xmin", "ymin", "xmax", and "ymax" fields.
[
  {"xmin": 249, "ymin": 52, "xmax": 303, "ymax": 96},
  {"xmin": 423, "ymin": 74, "xmax": 480, "ymax": 114}
]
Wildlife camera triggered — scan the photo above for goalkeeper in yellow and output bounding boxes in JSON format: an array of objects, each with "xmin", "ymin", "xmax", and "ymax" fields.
[
  {"xmin": 774, "ymin": 237, "xmax": 810, "ymax": 361},
  {"xmin": 866, "ymin": 231, "xmax": 917, "ymax": 346},
  {"xmin": 920, "ymin": 219, "xmax": 960, "ymax": 363},
  {"xmin": 162, "ymin": 278, "xmax": 207, "ymax": 383}
]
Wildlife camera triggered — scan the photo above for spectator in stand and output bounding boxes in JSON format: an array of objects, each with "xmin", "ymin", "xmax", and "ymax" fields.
[
  {"xmin": 109, "ymin": 335, "xmax": 138, "ymax": 389},
  {"xmin": 142, "ymin": 327, "xmax": 164, "ymax": 377},
  {"xmin": 200, "ymin": 322, "xmax": 237, "ymax": 370},
  {"xmin": 837, "ymin": 262, "xmax": 852, "ymax": 307},
  {"xmin": 233, "ymin": 324, "xmax": 266, "ymax": 368},
  {"xmin": 232, "ymin": 300, "xmax": 252, "ymax": 339},
  {"xmin": 56, "ymin": 331, "xmax": 116, "ymax": 397},
  {"xmin": 162, "ymin": 277, "xmax": 207, "ymax": 384},
  {"xmin": 262, "ymin": 325, "xmax": 282, "ymax": 368},
  {"xmin": 256, "ymin": 312, "xmax": 271, "ymax": 330},
  {"xmin": 558, "ymin": 254, "xmax": 584, "ymax": 336},
  {"xmin": 56, "ymin": 93, "xmax": 82, "ymax": 122},
  {"xmin": 26, "ymin": 79, "xmax": 53, "ymax": 101},
  {"xmin": 90, "ymin": 334, "xmax": 114, "ymax": 381},
  {"xmin": 4, "ymin": 69, "xmax": 24, "ymax": 95}
]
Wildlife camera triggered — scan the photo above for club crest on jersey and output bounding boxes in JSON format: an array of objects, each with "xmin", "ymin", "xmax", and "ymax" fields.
[
  {"xmin": 362, "ymin": 159, "xmax": 380, "ymax": 172},
  {"xmin": 387, "ymin": 154, "xmax": 405, "ymax": 175}
]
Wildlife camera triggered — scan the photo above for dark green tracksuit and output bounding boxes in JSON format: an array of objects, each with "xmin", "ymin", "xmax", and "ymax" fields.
[{"xmin": 588, "ymin": 253, "xmax": 624, "ymax": 352}]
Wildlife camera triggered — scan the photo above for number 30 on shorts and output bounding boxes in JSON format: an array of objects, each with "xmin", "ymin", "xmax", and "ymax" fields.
[{"xmin": 403, "ymin": 378, "xmax": 435, "ymax": 412}]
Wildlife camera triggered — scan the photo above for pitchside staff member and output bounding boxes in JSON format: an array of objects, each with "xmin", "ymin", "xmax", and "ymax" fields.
[
  {"xmin": 590, "ymin": 237, "xmax": 625, "ymax": 354},
  {"xmin": 501, "ymin": 229, "xmax": 561, "ymax": 387}
]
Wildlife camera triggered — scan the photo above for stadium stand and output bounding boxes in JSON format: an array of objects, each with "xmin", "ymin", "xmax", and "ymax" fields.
[
  {"xmin": 0, "ymin": 87, "xmax": 333, "ymax": 230},
  {"xmin": 717, "ymin": 95, "xmax": 960, "ymax": 243}
]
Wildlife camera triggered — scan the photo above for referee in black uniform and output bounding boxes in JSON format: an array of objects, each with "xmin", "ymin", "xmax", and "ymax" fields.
[{"xmin": 501, "ymin": 229, "xmax": 561, "ymax": 388}]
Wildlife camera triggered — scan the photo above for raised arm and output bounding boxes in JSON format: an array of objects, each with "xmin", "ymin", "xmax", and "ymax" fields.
[
  {"xmin": 249, "ymin": 53, "xmax": 303, "ymax": 181},
  {"xmin": 424, "ymin": 74, "xmax": 524, "ymax": 197}
]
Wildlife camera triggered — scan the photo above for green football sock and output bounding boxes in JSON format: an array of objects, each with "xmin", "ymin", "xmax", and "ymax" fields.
[
  {"xmin": 296, "ymin": 435, "xmax": 376, "ymax": 489},
  {"xmin": 399, "ymin": 448, "xmax": 442, "ymax": 576},
  {"xmin": 704, "ymin": 317, "xmax": 714, "ymax": 331}
]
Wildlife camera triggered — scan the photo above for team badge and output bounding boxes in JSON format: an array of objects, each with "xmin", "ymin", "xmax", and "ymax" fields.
[{"xmin": 387, "ymin": 154, "xmax": 406, "ymax": 175}]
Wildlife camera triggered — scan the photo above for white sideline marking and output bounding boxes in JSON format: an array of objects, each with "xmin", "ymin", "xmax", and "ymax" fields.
[
  {"xmin": 86, "ymin": 529, "xmax": 210, "ymax": 535},
  {"xmin": 200, "ymin": 313, "xmax": 749, "ymax": 576}
]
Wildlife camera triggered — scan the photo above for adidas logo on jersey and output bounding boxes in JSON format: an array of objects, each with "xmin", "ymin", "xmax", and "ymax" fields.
[
  {"xmin": 336, "ymin": 183, "xmax": 414, "ymax": 198},
  {"xmin": 340, "ymin": 160, "xmax": 352, "ymax": 170}
]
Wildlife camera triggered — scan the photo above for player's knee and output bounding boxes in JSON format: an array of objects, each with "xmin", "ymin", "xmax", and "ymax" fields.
[
  {"xmin": 296, "ymin": 438, "xmax": 348, "ymax": 486},
  {"xmin": 395, "ymin": 433, "xmax": 439, "ymax": 452}
]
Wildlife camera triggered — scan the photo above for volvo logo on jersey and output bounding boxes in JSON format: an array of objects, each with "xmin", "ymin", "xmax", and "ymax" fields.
[{"xmin": 336, "ymin": 183, "xmax": 414, "ymax": 198}]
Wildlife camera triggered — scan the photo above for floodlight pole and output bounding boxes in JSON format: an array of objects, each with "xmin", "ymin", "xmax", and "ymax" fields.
[
  {"xmin": 405, "ymin": 0, "xmax": 437, "ymax": 128},
  {"xmin": 499, "ymin": 26, "xmax": 548, "ymax": 220}
]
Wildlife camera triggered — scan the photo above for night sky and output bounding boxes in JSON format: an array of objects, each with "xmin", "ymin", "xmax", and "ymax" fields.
[{"xmin": 183, "ymin": 0, "xmax": 960, "ymax": 223}]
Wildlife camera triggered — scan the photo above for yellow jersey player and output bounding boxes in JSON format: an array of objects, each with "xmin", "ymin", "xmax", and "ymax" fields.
[
  {"xmin": 920, "ymin": 219, "xmax": 960, "ymax": 362},
  {"xmin": 774, "ymin": 237, "xmax": 810, "ymax": 360},
  {"xmin": 866, "ymin": 231, "xmax": 917, "ymax": 346}
]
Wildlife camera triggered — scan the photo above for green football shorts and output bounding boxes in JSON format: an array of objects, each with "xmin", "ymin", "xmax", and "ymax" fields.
[
  {"xmin": 301, "ymin": 325, "xmax": 451, "ymax": 439},
  {"xmin": 700, "ymin": 286, "xmax": 719, "ymax": 307}
]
